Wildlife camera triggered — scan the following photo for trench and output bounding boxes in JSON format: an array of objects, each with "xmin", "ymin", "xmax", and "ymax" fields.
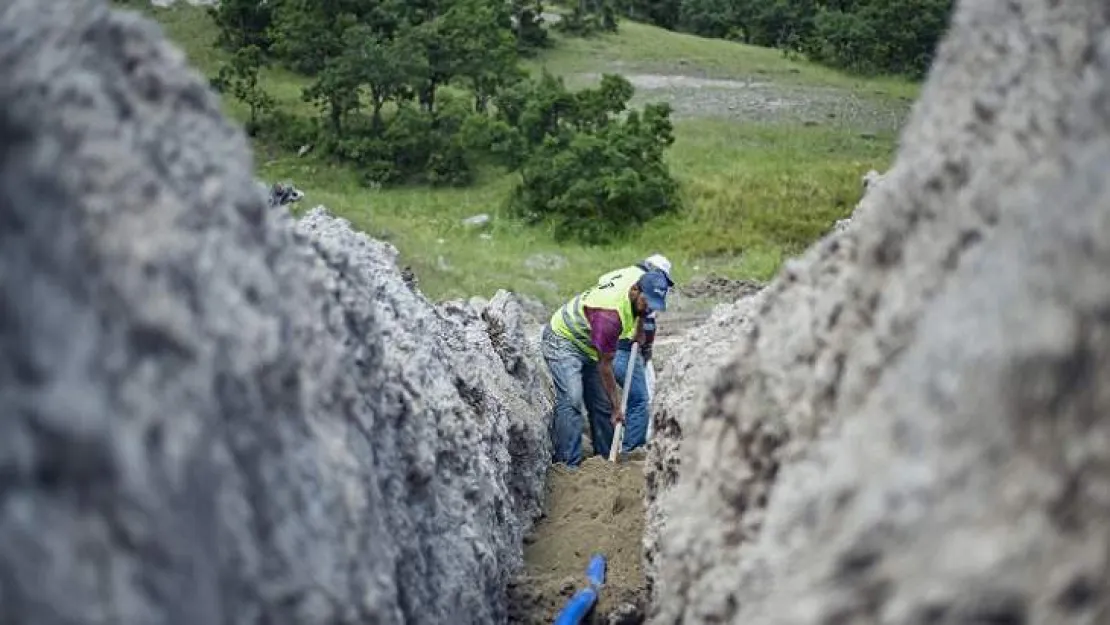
[
  {"xmin": 507, "ymin": 454, "xmax": 649, "ymax": 624},
  {"xmin": 506, "ymin": 298, "xmax": 718, "ymax": 624}
]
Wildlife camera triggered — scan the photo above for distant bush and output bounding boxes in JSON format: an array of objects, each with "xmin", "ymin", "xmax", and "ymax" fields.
[
  {"xmin": 209, "ymin": 45, "xmax": 275, "ymax": 136},
  {"xmin": 555, "ymin": 0, "xmax": 620, "ymax": 36},
  {"xmin": 803, "ymin": 0, "xmax": 953, "ymax": 76},
  {"xmin": 206, "ymin": 0, "xmax": 273, "ymax": 53},
  {"xmin": 500, "ymin": 73, "xmax": 681, "ymax": 244},
  {"xmin": 204, "ymin": 0, "xmax": 681, "ymax": 236},
  {"xmin": 511, "ymin": 0, "xmax": 553, "ymax": 53},
  {"xmin": 622, "ymin": 0, "xmax": 954, "ymax": 78}
]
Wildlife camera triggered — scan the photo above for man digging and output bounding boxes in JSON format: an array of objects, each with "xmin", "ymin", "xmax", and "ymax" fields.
[
  {"xmin": 595, "ymin": 254, "xmax": 674, "ymax": 455},
  {"xmin": 542, "ymin": 268, "xmax": 671, "ymax": 467}
]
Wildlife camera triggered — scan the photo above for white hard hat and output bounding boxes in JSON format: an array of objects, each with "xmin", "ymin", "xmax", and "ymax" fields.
[{"xmin": 644, "ymin": 253, "xmax": 673, "ymax": 284}]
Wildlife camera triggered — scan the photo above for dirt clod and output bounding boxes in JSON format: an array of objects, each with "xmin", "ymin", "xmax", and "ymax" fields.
[{"xmin": 607, "ymin": 602, "xmax": 645, "ymax": 625}]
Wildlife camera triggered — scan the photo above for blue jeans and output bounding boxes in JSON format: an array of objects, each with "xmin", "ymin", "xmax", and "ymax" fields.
[
  {"xmin": 541, "ymin": 327, "xmax": 615, "ymax": 466},
  {"xmin": 612, "ymin": 345, "xmax": 649, "ymax": 452}
]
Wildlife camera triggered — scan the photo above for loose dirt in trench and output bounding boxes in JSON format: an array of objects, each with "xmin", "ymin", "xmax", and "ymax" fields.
[
  {"xmin": 507, "ymin": 287, "xmax": 726, "ymax": 623},
  {"xmin": 508, "ymin": 455, "xmax": 648, "ymax": 624}
]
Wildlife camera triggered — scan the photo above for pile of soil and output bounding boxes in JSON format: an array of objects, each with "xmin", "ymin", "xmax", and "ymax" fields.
[
  {"xmin": 508, "ymin": 455, "xmax": 647, "ymax": 624},
  {"xmin": 677, "ymin": 274, "xmax": 763, "ymax": 301}
]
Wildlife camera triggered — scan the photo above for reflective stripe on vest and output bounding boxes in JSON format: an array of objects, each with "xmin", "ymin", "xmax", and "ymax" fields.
[
  {"xmin": 561, "ymin": 293, "xmax": 591, "ymax": 343},
  {"xmin": 549, "ymin": 270, "xmax": 639, "ymax": 359}
]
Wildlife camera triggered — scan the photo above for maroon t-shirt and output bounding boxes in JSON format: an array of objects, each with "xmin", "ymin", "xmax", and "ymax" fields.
[{"xmin": 584, "ymin": 307, "xmax": 623, "ymax": 355}]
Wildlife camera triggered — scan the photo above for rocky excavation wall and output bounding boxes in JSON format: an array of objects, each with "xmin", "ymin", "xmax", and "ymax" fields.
[
  {"xmin": 643, "ymin": 164, "xmax": 883, "ymax": 604},
  {"xmin": 647, "ymin": 0, "xmax": 1110, "ymax": 623},
  {"xmin": 643, "ymin": 289, "xmax": 765, "ymax": 596},
  {"xmin": 0, "ymin": 2, "xmax": 551, "ymax": 624}
]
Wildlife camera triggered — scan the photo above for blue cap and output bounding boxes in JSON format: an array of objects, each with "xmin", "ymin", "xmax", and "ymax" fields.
[{"xmin": 638, "ymin": 270, "xmax": 670, "ymax": 312}]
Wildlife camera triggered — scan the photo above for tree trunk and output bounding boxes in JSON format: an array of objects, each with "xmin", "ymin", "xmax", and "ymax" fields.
[
  {"xmin": 330, "ymin": 101, "xmax": 342, "ymax": 134},
  {"xmin": 419, "ymin": 81, "xmax": 437, "ymax": 113}
]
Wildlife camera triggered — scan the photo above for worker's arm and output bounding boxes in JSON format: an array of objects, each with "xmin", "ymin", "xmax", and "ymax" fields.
[
  {"xmin": 598, "ymin": 350, "xmax": 623, "ymax": 425},
  {"xmin": 639, "ymin": 312, "xmax": 657, "ymax": 362},
  {"xmin": 586, "ymin": 309, "xmax": 626, "ymax": 425}
]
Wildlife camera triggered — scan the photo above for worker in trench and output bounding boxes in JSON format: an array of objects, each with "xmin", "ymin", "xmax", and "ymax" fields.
[
  {"xmin": 541, "ymin": 259, "xmax": 672, "ymax": 466},
  {"xmin": 594, "ymin": 254, "xmax": 674, "ymax": 453}
]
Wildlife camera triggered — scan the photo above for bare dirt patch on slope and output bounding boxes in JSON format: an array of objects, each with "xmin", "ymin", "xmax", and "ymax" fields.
[{"xmin": 573, "ymin": 70, "xmax": 911, "ymax": 134}]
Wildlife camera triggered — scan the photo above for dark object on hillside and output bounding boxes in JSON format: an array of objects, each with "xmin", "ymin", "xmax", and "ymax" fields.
[
  {"xmin": 268, "ymin": 181, "xmax": 305, "ymax": 207},
  {"xmin": 401, "ymin": 265, "xmax": 419, "ymax": 290}
]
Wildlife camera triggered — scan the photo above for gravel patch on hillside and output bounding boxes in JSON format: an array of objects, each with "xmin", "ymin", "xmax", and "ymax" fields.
[{"xmin": 576, "ymin": 71, "xmax": 911, "ymax": 133}]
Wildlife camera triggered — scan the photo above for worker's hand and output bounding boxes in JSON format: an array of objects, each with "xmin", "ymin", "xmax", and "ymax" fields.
[{"xmin": 611, "ymin": 408, "xmax": 625, "ymax": 427}]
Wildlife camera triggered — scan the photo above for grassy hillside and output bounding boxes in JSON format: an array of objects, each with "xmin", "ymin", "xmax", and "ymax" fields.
[{"xmin": 117, "ymin": 2, "xmax": 917, "ymax": 305}]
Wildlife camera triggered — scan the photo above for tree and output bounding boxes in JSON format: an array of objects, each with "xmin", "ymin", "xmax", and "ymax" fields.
[
  {"xmin": 511, "ymin": 0, "xmax": 551, "ymax": 53},
  {"xmin": 197, "ymin": 0, "xmax": 684, "ymax": 209},
  {"xmin": 301, "ymin": 46, "xmax": 363, "ymax": 134},
  {"xmin": 341, "ymin": 24, "xmax": 427, "ymax": 130},
  {"xmin": 436, "ymin": 0, "xmax": 523, "ymax": 112},
  {"xmin": 622, "ymin": 0, "xmax": 681, "ymax": 29},
  {"xmin": 268, "ymin": 0, "xmax": 398, "ymax": 75},
  {"xmin": 207, "ymin": 0, "xmax": 274, "ymax": 53},
  {"xmin": 501, "ymin": 73, "xmax": 681, "ymax": 243},
  {"xmin": 804, "ymin": 0, "xmax": 952, "ymax": 76},
  {"xmin": 210, "ymin": 45, "xmax": 276, "ymax": 135},
  {"xmin": 556, "ymin": 0, "xmax": 620, "ymax": 36},
  {"xmin": 625, "ymin": 0, "xmax": 953, "ymax": 78}
]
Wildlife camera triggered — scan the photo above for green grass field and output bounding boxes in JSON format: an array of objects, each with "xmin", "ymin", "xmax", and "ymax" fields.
[{"xmin": 116, "ymin": 2, "xmax": 917, "ymax": 306}]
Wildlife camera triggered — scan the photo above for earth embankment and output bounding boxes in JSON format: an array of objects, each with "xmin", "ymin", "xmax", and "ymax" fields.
[
  {"xmin": 0, "ymin": 2, "xmax": 552, "ymax": 623},
  {"xmin": 646, "ymin": 1, "xmax": 1110, "ymax": 622}
]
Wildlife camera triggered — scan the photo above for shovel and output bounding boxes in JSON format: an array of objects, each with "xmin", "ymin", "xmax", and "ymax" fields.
[
  {"xmin": 608, "ymin": 341, "xmax": 639, "ymax": 463},
  {"xmin": 644, "ymin": 359, "xmax": 656, "ymax": 442}
]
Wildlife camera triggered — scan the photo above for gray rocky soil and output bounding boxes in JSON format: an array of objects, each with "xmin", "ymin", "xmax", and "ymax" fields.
[
  {"xmin": 6, "ymin": 1, "xmax": 1110, "ymax": 625},
  {"xmin": 648, "ymin": 275, "xmax": 763, "ymax": 366},
  {"xmin": 0, "ymin": 2, "xmax": 551, "ymax": 624},
  {"xmin": 646, "ymin": 1, "xmax": 1110, "ymax": 623}
]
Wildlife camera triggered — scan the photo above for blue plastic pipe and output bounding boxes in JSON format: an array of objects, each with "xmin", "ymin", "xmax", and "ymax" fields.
[
  {"xmin": 552, "ymin": 554, "xmax": 607, "ymax": 625},
  {"xmin": 586, "ymin": 554, "xmax": 606, "ymax": 587},
  {"xmin": 552, "ymin": 588, "xmax": 598, "ymax": 625}
]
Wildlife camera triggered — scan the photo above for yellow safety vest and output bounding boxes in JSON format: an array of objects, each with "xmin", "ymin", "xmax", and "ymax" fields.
[
  {"xmin": 549, "ymin": 270, "xmax": 639, "ymax": 360},
  {"xmin": 597, "ymin": 265, "xmax": 644, "ymax": 287},
  {"xmin": 600, "ymin": 265, "xmax": 655, "ymax": 341}
]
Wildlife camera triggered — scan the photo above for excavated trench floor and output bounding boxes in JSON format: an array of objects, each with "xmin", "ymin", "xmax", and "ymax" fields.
[
  {"xmin": 507, "ymin": 281, "xmax": 745, "ymax": 623},
  {"xmin": 507, "ymin": 453, "xmax": 648, "ymax": 624}
]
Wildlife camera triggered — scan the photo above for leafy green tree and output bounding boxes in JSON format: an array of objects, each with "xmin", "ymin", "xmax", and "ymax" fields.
[
  {"xmin": 556, "ymin": 0, "xmax": 620, "ymax": 36},
  {"xmin": 629, "ymin": 0, "xmax": 952, "ymax": 78},
  {"xmin": 210, "ymin": 45, "xmax": 276, "ymax": 135},
  {"xmin": 501, "ymin": 73, "xmax": 681, "ymax": 243},
  {"xmin": 677, "ymin": 0, "xmax": 734, "ymax": 39},
  {"xmin": 434, "ymin": 0, "xmax": 523, "ymax": 112},
  {"xmin": 511, "ymin": 0, "xmax": 552, "ymax": 53},
  {"xmin": 301, "ymin": 47, "xmax": 362, "ymax": 134},
  {"xmin": 198, "ymin": 0, "xmax": 685, "ymax": 212},
  {"xmin": 492, "ymin": 71, "xmax": 577, "ymax": 163},
  {"xmin": 622, "ymin": 0, "xmax": 681, "ymax": 29},
  {"xmin": 343, "ymin": 24, "xmax": 427, "ymax": 130},
  {"xmin": 269, "ymin": 0, "xmax": 402, "ymax": 75},
  {"xmin": 805, "ymin": 0, "xmax": 952, "ymax": 76},
  {"xmin": 207, "ymin": 0, "xmax": 274, "ymax": 53}
]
